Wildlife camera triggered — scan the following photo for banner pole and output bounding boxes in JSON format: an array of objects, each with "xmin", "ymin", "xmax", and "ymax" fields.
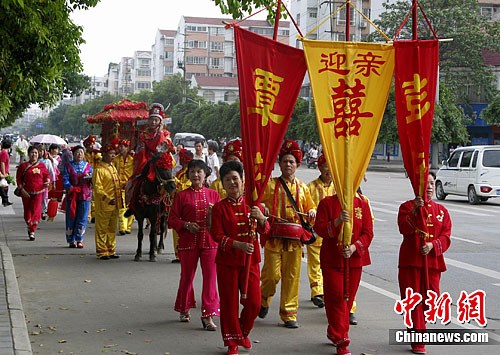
[{"xmin": 273, "ymin": 0, "xmax": 282, "ymax": 41}]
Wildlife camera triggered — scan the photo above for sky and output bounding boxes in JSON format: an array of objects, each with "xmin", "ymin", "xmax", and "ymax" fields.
[{"xmin": 71, "ymin": 0, "xmax": 266, "ymax": 77}]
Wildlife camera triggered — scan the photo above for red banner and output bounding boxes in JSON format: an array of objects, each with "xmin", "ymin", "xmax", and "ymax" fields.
[
  {"xmin": 395, "ymin": 40, "xmax": 439, "ymax": 199},
  {"xmin": 235, "ymin": 26, "xmax": 307, "ymax": 206}
]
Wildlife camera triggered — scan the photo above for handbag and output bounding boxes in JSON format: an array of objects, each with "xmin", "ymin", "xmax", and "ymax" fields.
[
  {"xmin": 0, "ymin": 178, "xmax": 8, "ymax": 188},
  {"xmin": 278, "ymin": 177, "xmax": 317, "ymax": 245}
]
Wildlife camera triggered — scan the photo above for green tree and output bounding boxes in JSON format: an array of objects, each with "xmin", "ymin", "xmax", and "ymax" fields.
[
  {"xmin": 371, "ymin": 0, "xmax": 499, "ymax": 103},
  {"xmin": 212, "ymin": 0, "xmax": 278, "ymax": 19},
  {"xmin": 0, "ymin": 0, "xmax": 98, "ymax": 127},
  {"xmin": 482, "ymin": 93, "xmax": 500, "ymax": 125}
]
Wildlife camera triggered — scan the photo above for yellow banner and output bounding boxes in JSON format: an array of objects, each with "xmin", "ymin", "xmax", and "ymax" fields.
[{"xmin": 303, "ymin": 40, "xmax": 394, "ymax": 245}]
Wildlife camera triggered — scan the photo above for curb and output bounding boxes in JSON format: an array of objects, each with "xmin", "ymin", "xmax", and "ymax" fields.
[{"xmin": 0, "ymin": 242, "xmax": 32, "ymax": 355}]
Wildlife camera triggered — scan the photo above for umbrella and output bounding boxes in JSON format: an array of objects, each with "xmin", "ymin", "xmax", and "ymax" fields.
[{"xmin": 30, "ymin": 134, "xmax": 67, "ymax": 145}]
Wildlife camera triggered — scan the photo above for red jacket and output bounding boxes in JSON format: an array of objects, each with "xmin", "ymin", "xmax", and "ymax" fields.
[
  {"xmin": 210, "ymin": 196, "xmax": 270, "ymax": 266},
  {"xmin": 314, "ymin": 194, "xmax": 373, "ymax": 269},
  {"xmin": 16, "ymin": 161, "xmax": 49, "ymax": 193},
  {"xmin": 398, "ymin": 199, "xmax": 451, "ymax": 272}
]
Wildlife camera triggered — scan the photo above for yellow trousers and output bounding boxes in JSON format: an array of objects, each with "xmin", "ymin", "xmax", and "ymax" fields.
[
  {"xmin": 95, "ymin": 208, "xmax": 118, "ymax": 258},
  {"xmin": 306, "ymin": 237, "xmax": 323, "ymax": 298},
  {"xmin": 118, "ymin": 191, "xmax": 133, "ymax": 232},
  {"xmin": 260, "ymin": 239, "xmax": 302, "ymax": 322}
]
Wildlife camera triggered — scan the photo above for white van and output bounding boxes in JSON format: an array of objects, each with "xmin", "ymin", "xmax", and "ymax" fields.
[
  {"xmin": 435, "ymin": 145, "xmax": 500, "ymax": 204},
  {"xmin": 172, "ymin": 132, "xmax": 208, "ymax": 156}
]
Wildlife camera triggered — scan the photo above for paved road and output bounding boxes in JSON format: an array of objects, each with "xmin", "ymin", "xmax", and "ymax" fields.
[{"xmin": 1, "ymin": 164, "xmax": 499, "ymax": 354}]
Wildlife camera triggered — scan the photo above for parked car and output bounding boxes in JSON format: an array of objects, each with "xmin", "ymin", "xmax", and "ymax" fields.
[
  {"xmin": 172, "ymin": 132, "xmax": 208, "ymax": 156},
  {"xmin": 435, "ymin": 145, "xmax": 500, "ymax": 204}
]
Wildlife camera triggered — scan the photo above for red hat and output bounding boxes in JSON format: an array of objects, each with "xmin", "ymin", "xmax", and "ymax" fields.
[
  {"xmin": 179, "ymin": 148, "xmax": 194, "ymax": 166},
  {"xmin": 101, "ymin": 141, "xmax": 119, "ymax": 153},
  {"xmin": 119, "ymin": 139, "xmax": 130, "ymax": 147},
  {"xmin": 317, "ymin": 154, "xmax": 327, "ymax": 167},
  {"xmin": 149, "ymin": 103, "xmax": 165, "ymax": 119},
  {"xmin": 83, "ymin": 135, "xmax": 96, "ymax": 146},
  {"xmin": 222, "ymin": 139, "xmax": 243, "ymax": 162},
  {"xmin": 279, "ymin": 139, "xmax": 303, "ymax": 166}
]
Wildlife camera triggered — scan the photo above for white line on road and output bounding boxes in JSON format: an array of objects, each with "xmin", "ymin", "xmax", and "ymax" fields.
[
  {"xmin": 371, "ymin": 206, "xmax": 397, "ymax": 215},
  {"xmin": 446, "ymin": 258, "xmax": 500, "ymax": 280},
  {"xmin": 443, "ymin": 206, "xmax": 493, "ymax": 217},
  {"xmin": 450, "ymin": 235, "xmax": 483, "ymax": 245},
  {"xmin": 374, "ymin": 218, "xmax": 387, "ymax": 222},
  {"xmin": 360, "ymin": 280, "xmax": 500, "ymax": 342}
]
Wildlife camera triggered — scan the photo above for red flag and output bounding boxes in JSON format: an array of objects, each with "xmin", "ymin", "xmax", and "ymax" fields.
[
  {"xmin": 395, "ymin": 40, "xmax": 439, "ymax": 199},
  {"xmin": 235, "ymin": 26, "xmax": 307, "ymax": 206}
]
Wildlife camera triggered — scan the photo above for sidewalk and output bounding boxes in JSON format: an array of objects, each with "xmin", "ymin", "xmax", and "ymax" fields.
[{"xmin": 0, "ymin": 157, "xmax": 405, "ymax": 355}]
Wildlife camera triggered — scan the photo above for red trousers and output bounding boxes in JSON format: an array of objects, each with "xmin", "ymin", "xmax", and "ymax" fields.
[
  {"xmin": 398, "ymin": 266, "xmax": 441, "ymax": 332},
  {"xmin": 22, "ymin": 194, "xmax": 43, "ymax": 233},
  {"xmin": 323, "ymin": 266, "xmax": 362, "ymax": 347},
  {"xmin": 175, "ymin": 248, "xmax": 220, "ymax": 319},
  {"xmin": 217, "ymin": 262, "xmax": 261, "ymax": 346}
]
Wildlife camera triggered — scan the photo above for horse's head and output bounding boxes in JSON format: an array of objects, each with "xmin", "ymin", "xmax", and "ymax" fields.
[{"xmin": 156, "ymin": 165, "xmax": 176, "ymax": 194}]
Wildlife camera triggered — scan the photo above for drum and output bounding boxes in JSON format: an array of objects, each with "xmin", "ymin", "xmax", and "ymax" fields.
[{"xmin": 270, "ymin": 222, "xmax": 303, "ymax": 241}]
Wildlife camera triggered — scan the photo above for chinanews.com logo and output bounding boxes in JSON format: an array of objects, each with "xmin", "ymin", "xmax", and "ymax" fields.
[{"xmin": 389, "ymin": 329, "xmax": 498, "ymax": 345}]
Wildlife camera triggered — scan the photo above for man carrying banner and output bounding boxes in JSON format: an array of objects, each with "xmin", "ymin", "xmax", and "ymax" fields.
[
  {"xmin": 114, "ymin": 139, "xmax": 134, "ymax": 235},
  {"xmin": 314, "ymin": 189, "xmax": 373, "ymax": 355},
  {"xmin": 258, "ymin": 140, "xmax": 316, "ymax": 329}
]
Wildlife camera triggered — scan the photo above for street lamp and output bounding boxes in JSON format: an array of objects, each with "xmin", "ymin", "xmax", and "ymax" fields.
[
  {"xmin": 185, "ymin": 97, "xmax": 201, "ymax": 107},
  {"xmin": 177, "ymin": 60, "xmax": 186, "ymax": 103}
]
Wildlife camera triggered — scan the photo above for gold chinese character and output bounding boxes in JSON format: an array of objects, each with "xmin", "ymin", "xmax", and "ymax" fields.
[
  {"xmin": 248, "ymin": 68, "xmax": 285, "ymax": 126},
  {"xmin": 403, "ymin": 73, "xmax": 431, "ymax": 124}
]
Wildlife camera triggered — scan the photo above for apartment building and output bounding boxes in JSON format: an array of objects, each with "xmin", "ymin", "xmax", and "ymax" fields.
[{"xmin": 152, "ymin": 30, "xmax": 176, "ymax": 83}]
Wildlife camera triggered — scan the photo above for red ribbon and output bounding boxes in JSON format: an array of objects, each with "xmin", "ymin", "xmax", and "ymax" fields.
[{"xmin": 67, "ymin": 187, "xmax": 82, "ymax": 219}]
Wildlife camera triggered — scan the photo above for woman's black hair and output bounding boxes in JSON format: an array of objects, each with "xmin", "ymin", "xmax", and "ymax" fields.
[
  {"xmin": 1, "ymin": 140, "xmax": 12, "ymax": 149},
  {"xmin": 187, "ymin": 159, "xmax": 211, "ymax": 176},
  {"xmin": 72, "ymin": 145, "xmax": 85, "ymax": 154},
  {"xmin": 27, "ymin": 145, "xmax": 38, "ymax": 154},
  {"xmin": 48, "ymin": 143, "xmax": 60, "ymax": 151},
  {"xmin": 219, "ymin": 160, "xmax": 243, "ymax": 180}
]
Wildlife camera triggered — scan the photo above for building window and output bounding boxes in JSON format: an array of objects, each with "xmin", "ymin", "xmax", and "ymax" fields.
[
  {"xmin": 138, "ymin": 59, "xmax": 150, "ymax": 68},
  {"xmin": 297, "ymin": 13, "xmax": 301, "ymax": 26},
  {"xmin": 136, "ymin": 69, "xmax": 151, "ymax": 77},
  {"xmin": 337, "ymin": 6, "xmax": 355, "ymax": 25},
  {"xmin": 480, "ymin": 7, "xmax": 493, "ymax": 20},
  {"xmin": 186, "ymin": 25, "xmax": 207, "ymax": 32},
  {"xmin": 187, "ymin": 40, "xmax": 207, "ymax": 49},
  {"xmin": 308, "ymin": 7, "xmax": 317, "ymax": 18},
  {"xmin": 251, "ymin": 27, "xmax": 273, "ymax": 36},
  {"xmin": 203, "ymin": 90, "xmax": 215, "ymax": 101},
  {"xmin": 164, "ymin": 51, "xmax": 173, "ymax": 60},
  {"xmin": 136, "ymin": 82, "xmax": 151, "ymax": 90},
  {"xmin": 209, "ymin": 27, "xmax": 225, "ymax": 36},
  {"xmin": 210, "ymin": 57, "xmax": 222, "ymax": 69},
  {"xmin": 210, "ymin": 41, "xmax": 224, "ymax": 52},
  {"xmin": 163, "ymin": 38, "xmax": 174, "ymax": 46},
  {"xmin": 224, "ymin": 91, "xmax": 237, "ymax": 102},
  {"xmin": 186, "ymin": 56, "xmax": 207, "ymax": 65},
  {"xmin": 164, "ymin": 66, "xmax": 173, "ymax": 74},
  {"xmin": 278, "ymin": 29, "xmax": 289, "ymax": 36}
]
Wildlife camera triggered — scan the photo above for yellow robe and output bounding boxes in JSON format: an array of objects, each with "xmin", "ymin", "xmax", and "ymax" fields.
[
  {"xmin": 260, "ymin": 177, "xmax": 316, "ymax": 322},
  {"xmin": 92, "ymin": 161, "xmax": 122, "ymax": 258},
  {"xmin": 114, "ymin": 153, "xmax": 134, "ymax": 232}
]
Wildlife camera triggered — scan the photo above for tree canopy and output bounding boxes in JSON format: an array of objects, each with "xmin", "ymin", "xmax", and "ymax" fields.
[{"xmin": 0, "ymin": 0, "xmax": 98, "ymax": 128}]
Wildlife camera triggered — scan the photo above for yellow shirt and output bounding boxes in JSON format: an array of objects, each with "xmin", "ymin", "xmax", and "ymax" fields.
[
  {"xmin": 262, "ymin": 177, "xmax": 316, "ymax": 252},
  {"xmin": 92, "ymin": 161, "xmax": 122, "ymax": 211},
  {"xmin": 113, "ymin": 153, "xmax": 134, "ymax": 189},
  {"xmin": 209, "ymin": 178, "xmax": 226, "ymax": 199},
  {"xmin": 307, "ymin": 177, "xmax": 336, "ymax": 210},
  {"xmin": 174, "ymin": 167, "xmax": 191, "ymax": 191},
  {"xmin": 84, "ymin": 151, "xmax": 102, "ymax": 168}
]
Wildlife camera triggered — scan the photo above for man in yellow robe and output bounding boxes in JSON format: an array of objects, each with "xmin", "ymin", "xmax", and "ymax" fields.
[
  {"xmin": 259, "ymin": 140, "xmax": 316, "ymax": 329},
  {"xmin": 92, "ymin": 143, "xmax": 122, "ymax": 260},
  {"xmin": 83, "ymin": 135, "xmax": 102, "ymax": 223},
  {"xmin": 114, "ymin": 139, "xmax": 134, "ymax": 235}
]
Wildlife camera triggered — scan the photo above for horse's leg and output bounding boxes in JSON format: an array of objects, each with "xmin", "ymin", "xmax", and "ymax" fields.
[
  {"xmin": 135, "ymin": 215, "xmax": 144, "ymax": 262},
  {"xmin": 157, "ymin": 213, "xmax": 165, "ymax": 254},
  {"xmin": 148, "ymin": 207, "xmax": 157, "ymax": 262}
]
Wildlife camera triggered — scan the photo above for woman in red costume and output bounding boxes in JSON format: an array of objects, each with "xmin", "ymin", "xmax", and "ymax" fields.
[
  {"xmin": 210, "ymin": 161, "xmax": 269, "ymax": 355},
  {"xmin": 16, "ymin": 146, "xmax": 50, "ymax": 240},
  {"xmin": 314, "ymin": 191, "xmax": 374, "ymax": 355},
  {"xmin": 168, "ymin": 159, "xmax": 220, "ymax": 330},
  {"xmin": 397, "ymin": 172, "xmax": 452, "ymax": 355}
]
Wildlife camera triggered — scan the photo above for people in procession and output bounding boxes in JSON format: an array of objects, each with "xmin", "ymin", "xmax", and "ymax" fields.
[
  {"xmin": 14, "ymin": 134, "xmax": 29, "ymax": 164},
  {"xmin": 206, "ymin": 140, "xmax": 220, "ymax": 186},
  {"xmin": 314, "ymin": 187, "xmax": 374, "ymax": 355},
  {"xmin": 397, "ymin": 172, "xmax": 452, "ymax": 355},
  {"xmin": 92, "ymin": 143, "xmax": 122, "ymax": 260},
  {"xmin": 62, "ymin": 145, "xmax": 92, "ymax": 248},
  {"xmin": 83, "ymin": 135, "xmax": 101, "ymax": 223},
  {"xmin": 172, "ymin": 143, "xmax": 184, "ymax": 176},
  {"xmin": 306, "ymin": 154, "xmax": 334, "ymax": 309},
  {"xmin": 258, "ymin": 139, "xmax": 316, "ymax": 329},
  {"xmin": 168, "ymin": 159, "xmax": 220, "ymax": 330},
  {"xmin": 210, "ymin": 160, "xmax": 270, "ymax": 355},
  {"xmin": 210, "ymin": 138, "xmax": 243, "ymax": 200},
  {"xmin": 35, "ymin": 144, "xmax": 56, "ymax": 220},
  {"xmin": 114, "ymin": 139, "xmax": 134, "ymax": 235},
  {"xmin": 193, "ymin": 139, "xmax": 207, "ymax": 162},
  {"xmin": 0, "ymin": 139, "xmax": 13, "ymax": 207},
  {"xmin": 16, "ymin": 146, "xmax": 50, "ymax": 240}
]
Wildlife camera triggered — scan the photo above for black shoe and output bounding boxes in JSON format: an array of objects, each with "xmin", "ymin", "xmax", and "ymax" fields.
[
  {"xmin": 123, "ymin": 209, "xmax": 133, "ymax": 218},
  {"xmin": 258, "ymin": 306, "xmax": 269, "ymax": 319},
  {"xmin": 109, "ymin": 255, "xmax": 120, "ymax": 259},
  {"xmin": 119, "ymin": 230, "xmax": 126, "ymax": 236},
  {"xmin": 125, "ymin": 230, "xmax": 131, "ymax": 234},
  {"xmin": 3, "ymin": 202, "xmax": 13, "ymax": 207},
  {"xmin": 284, "ymin": 320, "xmax": 299, "ymax": 329},
  {"xmin": 69, "ymin": 242, "xmax": 77, "ymax": 248},
  {"xmin": 99, "ymin": 256, "xmax": 110, "ymax": 260},
  {"xmin": 349, "ymin": 313, "xmax": 358, "ymax": 325},
  {"xmin": 171, "ymin": 259, "xmax": 180, "ymax": 264},
  {"xmin": 311, "ymin": 295, "xmax": 325, "ymax": 308},
  {"xmin": 90, "ymin": 217, "xmax": 95, "ymax": 223},
  {"xmin": 28, "ymin": 234, "xmax": 35, "ymax": 241}
]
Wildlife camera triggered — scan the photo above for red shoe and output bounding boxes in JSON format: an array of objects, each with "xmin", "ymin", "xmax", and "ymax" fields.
[
  {"xmin": 227, "ymin": 346, "xmax": 238, "ymax": 355},
  {"xmin": 336, "ymin": 345, "xmax": 351, "ymax": 355},
  {"xmin": 241, "ymin": 336, "xmax": 252, "ymax": 349},
  {"xmin": 76, "ymin": 242, "xmax": 84, "ymax": 249},
  {"xmin": 411, "ymin": 344, "xmax": 426, "ymax": 354}
]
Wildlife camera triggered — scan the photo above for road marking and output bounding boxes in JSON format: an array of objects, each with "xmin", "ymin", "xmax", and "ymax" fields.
[
  {"xmin": 446, "ymin": 258, "xmax": 500, "ymax": 280},
  {"xmin": 371, "ymin": 206, "xmax": 397, "ymax": 215},
  {"xmin": 360, "ymin": 280, "xmax": 500, "ymax": 342},
  {"xmin": 450, "ymin": 235, "xmax": 483, "ymax": 245},
  {"xmin": 374, "ymin": 218, "xmax": 387, "ymax": 222},
  {"xmin": 443, "ymin": 206, "xmax": 493, "ymax": 217},
  {"xmin": 493, "ymin": 283, "xmax": 500, "ymax": 287}
]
